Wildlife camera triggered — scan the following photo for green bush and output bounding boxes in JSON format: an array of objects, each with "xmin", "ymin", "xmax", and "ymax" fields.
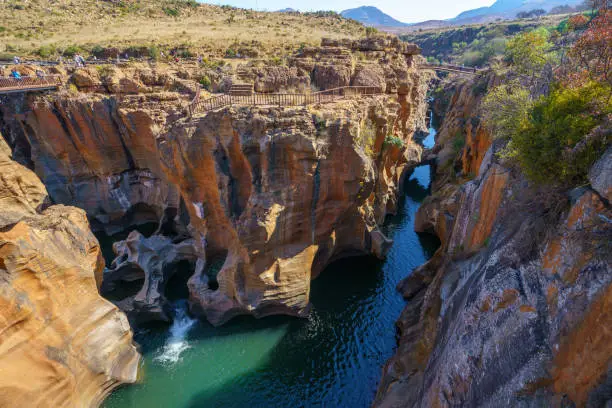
[
  {"xmin": 63, "ymin": 45, "xmax": 81, "ymax": 57},
  {"xmin": 506, "ymin": 81, "xmax": 611, "ymax": 185},
  {"xmin": 91, "ymin": 45, "xmax": 105, "ymax": 56},
  {"xmin": 461, "ymin": 50, "xmax": 485, "ymax": 67},
  {"xmin": 37, "ymin": 45, "xmax": 56, "ymax": 58},
  {"xmin": 384, "ymin": 135, "xmax": 404, "ymax": 148},
  {"xmin": 481, "ymin": 80, "xmax": 532, "ymax": 141},
  {"xmin": 148, "ymin": 45, "xmax": 160, "ymax": 60},
  {"xmin": 199, "ymin": 75, "xmax": 211, "ymax": 90},
  {"xmin": 504, "ymin": 29, "xmax": 552, "ymax": 75},
  {"xmin": 225, "ymin": 47, "xmax": 237, "ymax": 58},
  {"xmin": 365, "ymin": 27, "xmax": 379, "ymax": 37},
  {"xmin": 163, "ymin": 7, "xmax": 179, "ymax": 17}
]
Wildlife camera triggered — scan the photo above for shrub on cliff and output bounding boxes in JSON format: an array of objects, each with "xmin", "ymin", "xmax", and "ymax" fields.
[
  {"xmin": 481, "ymin": 80, "xmax": 532, "ymax": 141},
  {"xmin": 504, "ymin": 28, "xmax": 554, "ymax": 77},
  {"xmin": 384, "ymin": 135, "xmax": 404, "ymax": 148},
  {"xmin": 506, "ymin": 80, "xmax": 611, "ymax": 185}
]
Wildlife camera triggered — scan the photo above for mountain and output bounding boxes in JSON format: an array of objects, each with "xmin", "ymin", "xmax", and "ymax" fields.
[
  {"xmin": 452, "ymin": 0, "xmax": 585, "ymax": 22},
  {"xmin": 341, "ymin": 6, "xmax": 408, "ymax": 27}
]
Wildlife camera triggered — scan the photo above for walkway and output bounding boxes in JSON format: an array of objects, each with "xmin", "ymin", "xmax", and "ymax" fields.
[
  {"xmin": 418, "ymin": 63, "xmax": 483, "ymax": 75},
  {"xmin": 188, "ymin": 86, "xmax": 383, "ymax": 116},
  {"xmin": 0, "ymin": 75, "xmax": 63, "ymax": 94}
]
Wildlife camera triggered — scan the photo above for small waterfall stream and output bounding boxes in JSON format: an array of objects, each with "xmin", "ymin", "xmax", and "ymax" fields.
[{"xmin": 153, "ymin": 301, "xmax": 197, "ymax": 365}]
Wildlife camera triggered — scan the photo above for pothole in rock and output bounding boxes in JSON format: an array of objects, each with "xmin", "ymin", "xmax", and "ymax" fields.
[
  {"xmin": 165, "ymin": 260, "xmax": 196, "ymax": 302},
  {"xmin": 204, "ymin": 250, "xmax": 228, "ymax": 291}
]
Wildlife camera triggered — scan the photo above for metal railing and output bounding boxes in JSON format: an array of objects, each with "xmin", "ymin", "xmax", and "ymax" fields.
[
  {"xmin": 0, "ymin": 75, "xmax": 63, "ymax": 94},
  {"xmin": 418, "ymin": 63, "xmax": 484, "ymax": 75},
  {"xmin": 188, "ymin": 86, "xmax": 382, "ymax": 116}
]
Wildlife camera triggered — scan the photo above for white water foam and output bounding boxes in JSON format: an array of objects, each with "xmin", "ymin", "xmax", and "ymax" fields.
[{"xmin": 154, "ymin": 302, "xmax": 197, "ymax": 365}]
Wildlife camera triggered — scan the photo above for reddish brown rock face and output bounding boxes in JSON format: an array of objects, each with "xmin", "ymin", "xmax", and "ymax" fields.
[
  {"xmin": 0, "ymin": 137, "xmax": 140, "ymax": 408},
  {"xmin": 1, "ymin": 63, "xmax": 429, "ymax": 326},
  {"xmin": 375, "ymin": 77, "xmax": 611, "ymax": 408}
]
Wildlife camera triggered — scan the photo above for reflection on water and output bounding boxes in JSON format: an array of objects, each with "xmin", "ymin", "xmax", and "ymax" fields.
[{"xmin": 104, "ymin": 126, "xmax": 439, "ymax": 408}]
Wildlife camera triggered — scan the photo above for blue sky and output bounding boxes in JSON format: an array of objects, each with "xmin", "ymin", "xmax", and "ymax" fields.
[{"xmin": 199, "ymin": 0, "xmax": 496, "ymax": 23}]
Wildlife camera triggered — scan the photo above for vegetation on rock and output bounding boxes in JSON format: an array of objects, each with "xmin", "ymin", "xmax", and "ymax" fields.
[{"xmin": 480, "ymin": 8, "xmax": 611, "ymax": 186}]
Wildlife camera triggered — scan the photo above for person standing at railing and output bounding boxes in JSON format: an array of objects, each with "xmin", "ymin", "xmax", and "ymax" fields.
[
  {"xmin": 36, "ymin": 69, "xmax": 45, "ymax": 78},
  {"xmin": 13, "ymin": 56, "xmax": 20, "ymax": 65},
  {"xmin": 10, "ymin": 69, "xmax": 21, "ymax": 80}
]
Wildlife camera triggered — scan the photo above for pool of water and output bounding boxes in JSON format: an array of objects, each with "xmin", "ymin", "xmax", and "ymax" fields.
[{"xmin": 104, "ymin": 126, "xmax": 438, "ymax": 408}]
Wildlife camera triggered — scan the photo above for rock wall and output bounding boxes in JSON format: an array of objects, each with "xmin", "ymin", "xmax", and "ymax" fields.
[
  {"xmin": 375, "ymin": 80, "xmax": 611, "ymax": 407},
  {"xmin": 0, "ymin": 64, "xmax": 430, "ymax": 326},
  {"xmin": 0, "ymin": 136, "xmax": 140, "ymax": 407}
]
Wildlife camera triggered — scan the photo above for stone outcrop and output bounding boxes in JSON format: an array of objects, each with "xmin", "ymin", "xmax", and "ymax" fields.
[
  {"xmin": 375, "ymin": 79, "xmax": 612, "ymax": 408},
  {"xmin": 231, "ymin": 35, "xmax": 423, "ymax": 93},
  {"xmin": 101, "ymin": 231, "xmax": 200, "ymax": 324},
  {"xmin": 0, "ymin": 137, "xmax": 140, "ymax": 408},
  {"xmin": 0, "ymin": 52, "xmax": 430, "ymax": 326}
]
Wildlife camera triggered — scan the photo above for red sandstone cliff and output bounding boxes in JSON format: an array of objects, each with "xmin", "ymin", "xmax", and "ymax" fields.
[
  {"xmin": 0, "ymin": 136, "xmax": 140, "ymax": 408},
  {"xmin": 0, "ymin": 42, "xmax": 431, "ymax": 326}
]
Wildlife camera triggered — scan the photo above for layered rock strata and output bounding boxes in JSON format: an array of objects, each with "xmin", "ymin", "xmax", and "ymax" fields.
[
  {"xmin": 0, "ymin": 137, "xmax": 140, "ymax": 408},
  {"xmin": 0, "ymin": 49, "xmax": 430, "ymax": 325}
]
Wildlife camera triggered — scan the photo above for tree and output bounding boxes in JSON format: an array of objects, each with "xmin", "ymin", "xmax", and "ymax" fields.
[
  {"xmin": 532, "ymin": 9, "xmax": 547, "ymax": 17},
  {"xmin": 569, "ymin": 10, "xmax": 612, "ymax": 86},
  {"xmin": 481, "ymin": 80, "xmax": 532, "ymax": 141},
  {"xmin": 549, "ymin": 5, "xmax": 576, "ymax": 15},
  {"xmin": 578, "ymin": 0, "xmax": 610, "ymax": 16},
  {"xmin": 504, "ymin": 29, "xmax": 553, "ymax": 77},
  {"xmin": 568, "ymin": 14, "xmax": 590, "ymax": 29}
]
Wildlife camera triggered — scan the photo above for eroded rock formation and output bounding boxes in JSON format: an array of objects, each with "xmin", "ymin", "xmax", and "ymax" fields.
[
  {"xmin": 0, "ymin": 39, "xmax": 431, "ymax": 326},
  {"xmin": 0, "ymin": 137, "xmax": 140, "ymax": 408},
  {"xmin": 375, "ymin": 78, "xmax": 611, "ymax": 407}
]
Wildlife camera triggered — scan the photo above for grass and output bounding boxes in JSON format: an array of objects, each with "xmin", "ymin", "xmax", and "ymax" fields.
[{"xmin": 0, "ymin": 0, "xmax": 365, "ymax": 58}]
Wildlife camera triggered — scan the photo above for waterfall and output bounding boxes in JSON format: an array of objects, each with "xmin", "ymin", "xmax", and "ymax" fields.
[{"xmin": 153, "ymin": 300, "xmax": 197, "ymax": 365}]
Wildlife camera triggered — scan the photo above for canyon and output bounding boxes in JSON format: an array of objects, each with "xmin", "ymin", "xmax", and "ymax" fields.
[
  {"xmin": 0, "ymin": 29, "xmax": 609, "ymax": 408},
  {"xmin": 375, "ymin": 78, "xmax": 611, "ymax": 407},
  {"xmin": 1, "ymin": 37, "xmax": 433, "ymax": 406}
]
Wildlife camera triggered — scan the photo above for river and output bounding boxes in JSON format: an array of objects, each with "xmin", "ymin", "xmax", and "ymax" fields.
[{"xmin": 104, "ymin": 123, "xmax": 438, "ymax": 408}]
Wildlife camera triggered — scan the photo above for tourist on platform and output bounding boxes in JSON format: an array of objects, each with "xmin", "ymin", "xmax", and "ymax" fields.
[{"xmin": 10, "ymin": 69, "xmax": 21, "ymax": 79}]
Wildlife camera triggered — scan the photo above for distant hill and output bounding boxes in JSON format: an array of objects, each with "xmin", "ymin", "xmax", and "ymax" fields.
[
  {"xmin": 341, "ymin": 6, "xmax": 408, "ymax": 27},
  {"xmin": 452, "ymin": 0, "xmax": 585, "ymax": 22},
  {"xmin": 384, "ymin": 0, "xmax": 586, "ymax": 33}
]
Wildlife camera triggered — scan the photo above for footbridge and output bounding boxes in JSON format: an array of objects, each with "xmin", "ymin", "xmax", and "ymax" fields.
[
  {"xmin": 0, "ymin": 75, "xmax": 63, "ymax": 95},
  {"xmin": 418, "ymin": 63, "xmax": 484, "ymax": 76}
]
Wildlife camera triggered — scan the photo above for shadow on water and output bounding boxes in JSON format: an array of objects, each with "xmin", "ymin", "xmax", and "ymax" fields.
[{"xmin": 104, "ymin": 120, "xmax": 441, "ymax": 408}]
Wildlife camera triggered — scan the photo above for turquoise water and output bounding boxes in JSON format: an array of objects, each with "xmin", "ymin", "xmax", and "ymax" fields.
[{"xmin": 104, "ymin": 126, "xmax": 438, "ymax": 408}]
